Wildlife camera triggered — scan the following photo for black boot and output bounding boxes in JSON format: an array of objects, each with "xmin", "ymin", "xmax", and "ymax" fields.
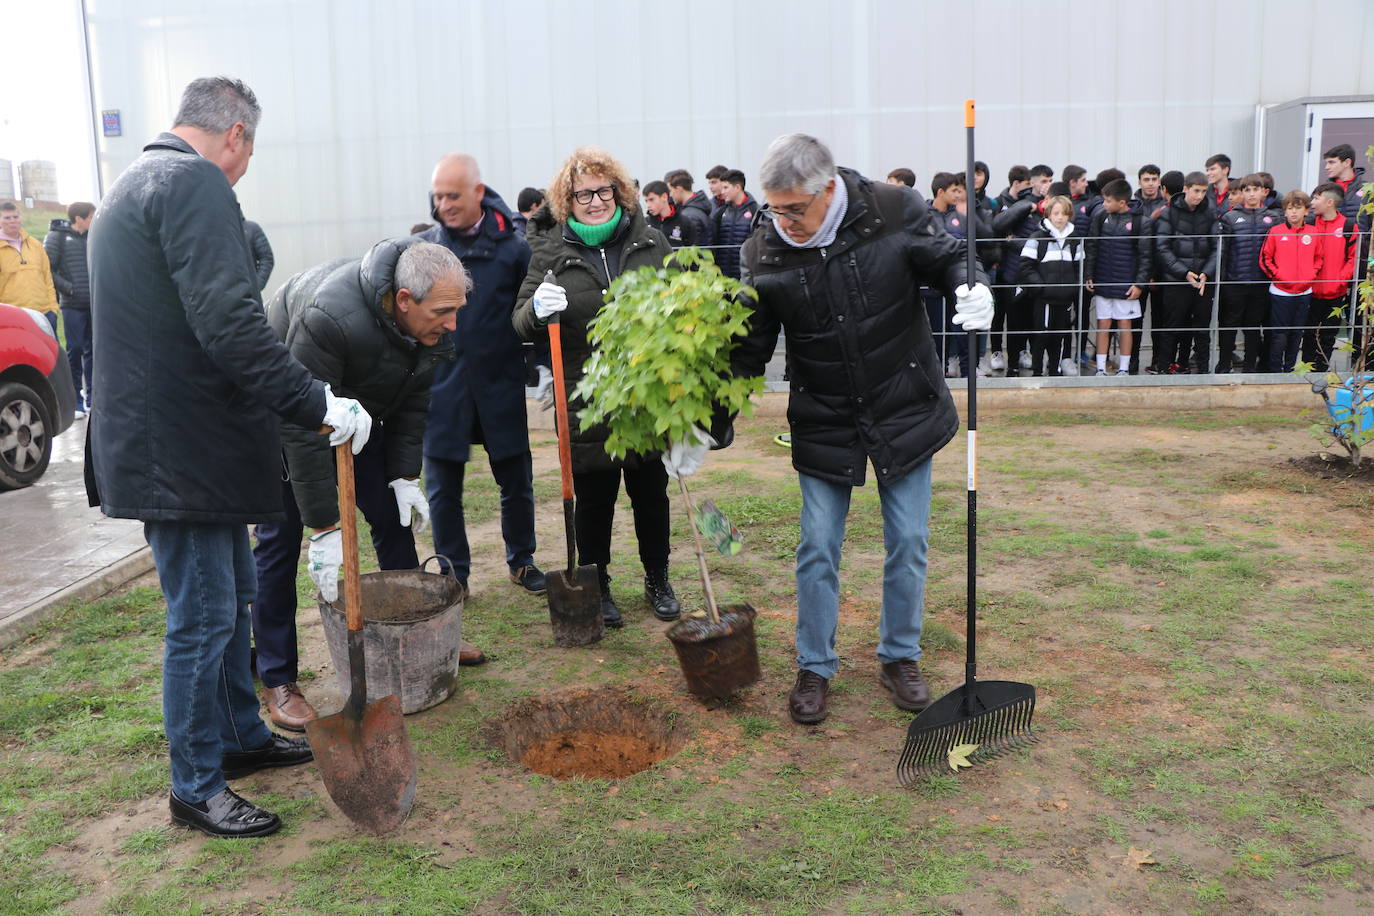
[
  {"xmin": 598, "ymin": 567, "xmax": 623, "ymax": 629},
  {"xmin": 644, "ymin": 566, "xmax": 681, "ymax": 621}
]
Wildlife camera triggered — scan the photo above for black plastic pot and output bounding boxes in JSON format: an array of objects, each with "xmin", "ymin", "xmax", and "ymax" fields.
[{"xmin": 665, "ymin": 603, "xmax": 761, "ymax": 700}]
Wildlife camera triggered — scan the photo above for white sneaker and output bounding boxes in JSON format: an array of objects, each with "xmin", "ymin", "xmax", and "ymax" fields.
[
  {"xmin": 1094, "ymin": 369, "xmax": 1106, "ymax": 376},
  {"xmin": 1018, "ymin": 349, "xmax": 1032, "ymax": 370},
  {"xmin": 1116, "ymin": 368, "xmax": 1130, "ymax": 376},
  {"xmin": 975, "ymin": 367, "xmax": 989, "ymax": 377},
  {"xmin": 1060, "ymin": 358, "xmax": 1080, "ymax": 377},
  {"xmin": 989, "ymin": 350, "xmax": 1007, "ymax": 372},
  {"xmin": 946, "ymin": 357, "xmax": 960, "ymax": 378}
]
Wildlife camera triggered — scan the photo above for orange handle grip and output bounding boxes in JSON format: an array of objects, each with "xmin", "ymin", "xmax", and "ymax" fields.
[{"xmin": 964, "ymin": 99, "xmax": 975, "ymax": 129}]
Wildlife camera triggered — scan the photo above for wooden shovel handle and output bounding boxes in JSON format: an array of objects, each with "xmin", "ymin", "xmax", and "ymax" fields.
[
  {"xmin": 547, "ymin": 314, "xmax": 576, "ymax": 502},
  {"xmin": 335, "ymin": 444, "xmax": 364, "ymax": 633}
]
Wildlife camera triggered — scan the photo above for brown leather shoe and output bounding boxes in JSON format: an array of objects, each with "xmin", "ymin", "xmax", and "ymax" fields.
[
  {"xmin": 263, "ymin": 682, "xmax": 317, "ymax": 732},
  {"xmin": 458, "ymin": 639, "xmax": 487, "ymax": 666},
  {"xmin": 788, "ymin": 669, "xmax": 830, "ymax": 724},
  {"xmin": 879, "ymin": 659, "xmax": 931, "ymax": 711}
]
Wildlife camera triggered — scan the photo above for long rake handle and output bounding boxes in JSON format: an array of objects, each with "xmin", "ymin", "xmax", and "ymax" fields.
[{"xmin": 963, "ymin": 99, "xmax": 979, "ymax": 695}]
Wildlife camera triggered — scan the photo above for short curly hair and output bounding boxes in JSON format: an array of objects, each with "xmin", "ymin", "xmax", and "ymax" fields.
[{"xmin": 547, "ymin": 146, "xmax": 638, "ymax": 223}]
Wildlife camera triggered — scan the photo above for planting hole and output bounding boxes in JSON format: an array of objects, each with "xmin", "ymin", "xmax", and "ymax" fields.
[{"xmin": 486, "ymin": 687, "xmax": 688, "ymax": 779}]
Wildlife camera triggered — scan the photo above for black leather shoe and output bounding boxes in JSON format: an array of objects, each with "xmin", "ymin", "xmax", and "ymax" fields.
[
  {"xmin": 509, "ymin": 564, "xmax": 547, "ymax": 594},
  {"xmin": 598, "ymin": 568, "xmax": 624, "ymax": 629},
  {"xmin": 879, "ymin": 659, "xmax": 931, "ymax": 711},
  {"xmin": 170, "ymin": 788, "xmax": 281, "ymax": 838},
  {"xmin": 222, "ymin": 733, "xmax": 313, "ymax": 780},
  {"xmin": 644, "ymin": 567, "xmax": 681, "ymax": 621},
  {"xmin": 788, "ymin": 669, "xmax": 830, "ymax": 724}
]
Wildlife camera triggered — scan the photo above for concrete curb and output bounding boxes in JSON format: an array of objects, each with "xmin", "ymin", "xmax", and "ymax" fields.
[{"xmin": 0, "ymin": 546, "xmax": 157, "ymax": 651}]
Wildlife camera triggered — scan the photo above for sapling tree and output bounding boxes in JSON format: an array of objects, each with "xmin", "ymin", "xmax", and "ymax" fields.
[
  {"xmin": 574, "ymin": 247, "xmax": 765, "ymax": 623},
  {"xmin": 1295, "ymin": 150, "xmax": 1374, "ymax": 467}
]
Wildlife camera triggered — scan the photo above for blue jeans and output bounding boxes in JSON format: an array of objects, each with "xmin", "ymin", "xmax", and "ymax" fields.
[
  {"xmin": 424, "ymin": 450, "xmax": 536, "ymax": 583},
  {"xmin": 795, "ymin": 460, "xmax": 933, "ymax": 679},
  {"xmin": 144, "ymin": 521, "xmax": 274, "ymax": 804},
  {"xmin": 62, "ymin": 308, "xmax": 93, "ymax": 406}
]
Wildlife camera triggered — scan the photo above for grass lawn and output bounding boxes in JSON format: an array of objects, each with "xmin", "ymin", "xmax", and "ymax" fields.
[{"xmin": 1, "ymin": 408, "xmax": 1371, "ymax": 915}]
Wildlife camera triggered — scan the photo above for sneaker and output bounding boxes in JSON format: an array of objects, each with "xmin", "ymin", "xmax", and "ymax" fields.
[
  {"xmin": 509, "ymin": 564, "xmax": 547, "ymax": 594},
  {"xmin": 1059, "ymin": 358, "xmax": 1080, "ymax": 377},
  {"xmin": 1018, "ymin": 349, "xmax": 1033, "ymax": 370},
  {"xmin": 1094, "ymin": 369, "xmax": 1107, "ymax": 376},
  {"xmin": 1166, "ymin": 363, "xmax": 1183, "ymax": 375},
  {"xmin": 74, "ymin": 407, "xmax": 87, "ymax": 419},
  {"xmin": 989, "ymin": 350, "xmax": 1007, "ymax": 371},
  {"xmin": 1144, "ymin": 364, "xmax": 1162, "ymax": 375},
  {"xmin": 945, "ymin": 356, "xmax": 960, "ymax": 378},
  {"xmin": 1116, "ymin": 368, "xmax": 1130, "ymax": 376},
  {"xmin": 975, "ymin": 367, "xmax": 989, "ymax": 377}
]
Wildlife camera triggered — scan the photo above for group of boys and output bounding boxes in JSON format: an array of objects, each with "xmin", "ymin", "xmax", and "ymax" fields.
[{"xmin": 880, "ymin": 145, "xmax": 1367, "ymax": 377}]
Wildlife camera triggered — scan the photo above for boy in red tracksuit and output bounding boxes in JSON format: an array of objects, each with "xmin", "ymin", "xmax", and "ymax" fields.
[
  {"xmin": 1306, "ymin": 182, "xmax": 1359, "ymax": 371},
  {"xmin": 1260, "ymin": 190, "xmax": 1324, "ymax": 373}
]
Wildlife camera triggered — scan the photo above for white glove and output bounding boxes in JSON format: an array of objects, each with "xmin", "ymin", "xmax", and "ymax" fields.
[
  {"xmin": 952, "ymin": 282, "xmax": 994, "ymax": 331},
  {"xmin": 662, "ymin": 426, "xmax": 715, "ymax": 480},
  {"xmin": 321, "ymin": 384, "xmax": 373, "ymax": 455},
  {"xmin": 534, "ymin": 364, "xmax": 555, "ymax": 411},
  {"xmin": 388, "ymin": 477, "xmax": 430, "ymax": 533},
  {"xmin": 533, "ymin": 280, "xmax": 568, "ymax": 321},
  {"xmin": 307, "ymin": 528, "xmax": 343, "ymax": 603}
]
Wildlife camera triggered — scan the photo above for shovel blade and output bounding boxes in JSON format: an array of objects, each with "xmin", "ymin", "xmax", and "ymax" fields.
[
  {"xmin": 546, "ymin": 564, "xmax": 604, "ymax": 647},
  {"xmin": 896, "ymin": 680, "xmax": 1037, "ymax": 786},
  {"xmin": 305, "ymin": 693, "xmax": 417, "ymax": 833}
]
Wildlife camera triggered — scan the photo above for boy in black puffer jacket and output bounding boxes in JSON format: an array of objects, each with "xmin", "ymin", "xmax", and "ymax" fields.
[
  {"xmin": 1215, "ymin": 174, "xmax": 1281, "ymax": 372},
  {"xmin": 1019, "ymin": 196, "xmax": 1083, "ymax": 376},
  {"xmin": 1151, "ymin": 173, "xmax": 1219, "ymax": 373},
  {"xmin": 1084, "ymin": 180, "xmax": 1151, "ymax": 375}
]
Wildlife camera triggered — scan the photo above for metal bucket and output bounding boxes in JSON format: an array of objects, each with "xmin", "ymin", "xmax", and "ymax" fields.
[{"xmin": 318, "ymin": 556, "xmax": 464, "ymax": 715}]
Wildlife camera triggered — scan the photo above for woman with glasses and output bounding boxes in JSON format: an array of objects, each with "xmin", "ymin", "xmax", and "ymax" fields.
[{"xmin": 513, "ymin": 146, "xmax": 679, "ymax": 629}]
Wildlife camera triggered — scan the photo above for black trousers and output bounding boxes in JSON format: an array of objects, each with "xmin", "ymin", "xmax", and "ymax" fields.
[
  {"xmin": 1217, "ymin": 283, "xmax": 1270, "ymax": 371},
  {"xmin": 1030, "ymin": 298, "xmax": 1073, "ymax": 376},
  {"xmin": 573, "ymin": 461, "xmax": 671, "ymax": 573},
  {"xmin": 1156, "ymin": 285, "xmax": 1211, "ymax": 369},
  {"xmin": 1303, "ymin": 297, "xmax": 1346, "ymax": 371},
  {"xmin": 251, "ymin": 428, "xmax": 418, "ymax": 687},
  {"xmin": 424, "ymin": 450, "xmax": 536, "ymax": 584}
]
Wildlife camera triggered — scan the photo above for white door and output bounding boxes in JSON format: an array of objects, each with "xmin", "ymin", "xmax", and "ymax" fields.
[{"xmin": 1303, "ymin": 101, "xmax": 1374, "ymax": 191}]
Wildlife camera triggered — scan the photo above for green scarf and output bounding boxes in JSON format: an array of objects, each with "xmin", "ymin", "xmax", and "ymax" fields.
[{"xmin": 568, "ymin": 207, "xmax": 622, "ymax": 247}]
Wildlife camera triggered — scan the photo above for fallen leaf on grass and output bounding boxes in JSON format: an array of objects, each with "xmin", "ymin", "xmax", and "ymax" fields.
[
  {"xmin": 947, "ymin": 743, "xmax": 979, "ymax": 771},
  {"xmin": 1123, "ymin": 847, "xmax": 1158, "ymax": 870}
]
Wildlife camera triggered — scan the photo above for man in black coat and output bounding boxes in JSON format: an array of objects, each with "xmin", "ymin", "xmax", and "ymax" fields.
[
  {"xmin": 421, "ymin": 154, "xmax": 545, "ymax": 608},
  {"xmin": 87, "ymin": 77, "xmax": 371, "ymax": 839},
  {"xmin": 44, "ymin": 201, "xmax": 95, "ymax": 414},
  {"xmin": 720, "ymin": 134, "xmax": 992, "ymax": 726},
  {"xmin": 243, "ymin": 218, "xmax": 274, "ymax": 292},
  {"xmin": 254, "ymin": 239, "xmax": 465, "ymax": 730}
]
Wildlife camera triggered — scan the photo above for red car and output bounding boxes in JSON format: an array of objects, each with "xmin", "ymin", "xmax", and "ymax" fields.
[{"xmin": 0, "ymin": 302, "xmax": 77, "ymax": 489}]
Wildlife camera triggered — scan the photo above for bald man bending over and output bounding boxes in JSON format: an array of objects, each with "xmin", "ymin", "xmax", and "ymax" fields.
[{"xmin": 419, "ymin": 155, "xmax": 544, "ymax": 635}]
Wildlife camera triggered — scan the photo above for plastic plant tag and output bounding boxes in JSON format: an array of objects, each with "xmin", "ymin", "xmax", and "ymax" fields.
[{"xmin": 695, "ymin": 499, "xmax": 742, "ymax": 555}]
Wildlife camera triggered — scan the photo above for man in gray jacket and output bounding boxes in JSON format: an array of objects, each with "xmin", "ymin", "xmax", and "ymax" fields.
[
  {"xmin": 254, "ymin": 239, "xmax": 467, "ymax": 731},
  {"xmin": 88, "ymin": 77, "xmax": 372, "ymax": 839}
]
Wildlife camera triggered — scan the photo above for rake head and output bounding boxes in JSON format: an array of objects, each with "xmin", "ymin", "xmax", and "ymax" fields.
[{"xmin": 897, "ymin": 680, "xmax": 1037, "ymax": 786}]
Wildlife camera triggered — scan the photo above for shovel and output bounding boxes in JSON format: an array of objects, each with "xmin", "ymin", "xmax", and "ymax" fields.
[
  {"xmin": 543, "ymin": 278, "xmax": 605, "ymax": 647},
  {"xmin": 305, "ymin": 442, "xmax": 418, "ymax": 832},
  {"xmin": 897, "ymin": 100, "xmax": 1036, "ymax": 785}
]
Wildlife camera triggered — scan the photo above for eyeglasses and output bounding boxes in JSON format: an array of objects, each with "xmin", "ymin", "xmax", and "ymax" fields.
[
  {"xmin": 571, "ymin": 185, "xmax": 617, "ymax": 205},
  {"xmin": 762, "ymin": 192, "xmax": 820, "ymax": 224}
]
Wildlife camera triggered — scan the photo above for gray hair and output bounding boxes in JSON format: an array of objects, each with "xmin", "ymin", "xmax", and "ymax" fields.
[
  {"xmin": 395, "ymin": 242, "xmax": 471, "ymax": 301},
  {"xmin": 172, "ymin": 77, "xmax": 262, "ymax": 141},
  {"xmin": 758, "ymin": 133, "xmax": 835, "ymax": 194}
]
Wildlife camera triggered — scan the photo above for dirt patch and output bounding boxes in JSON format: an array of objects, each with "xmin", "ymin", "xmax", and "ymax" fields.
[
  {"xmin": 1288, "ymin": 451, "xmax": 1374, "ymax": 485},
  {"xmin": 485, "ymin": 686, "xmax": 688, "ymax": 780}
]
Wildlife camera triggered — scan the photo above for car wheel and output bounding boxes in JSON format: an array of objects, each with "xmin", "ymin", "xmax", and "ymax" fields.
[{"xmin": 0, "ymin": 381, "xmax": 53, "ymax": 490}]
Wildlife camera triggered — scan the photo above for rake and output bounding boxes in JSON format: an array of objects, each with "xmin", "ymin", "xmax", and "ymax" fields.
[{"xmin": 897, "ymin": 100, "xmax": 1037, "ymax": 786}]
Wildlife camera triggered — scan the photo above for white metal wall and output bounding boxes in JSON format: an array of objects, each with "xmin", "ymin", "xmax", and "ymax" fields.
[{"xmin": 85, "ymin": 0, "xmax": 1374, "ymax": 286}]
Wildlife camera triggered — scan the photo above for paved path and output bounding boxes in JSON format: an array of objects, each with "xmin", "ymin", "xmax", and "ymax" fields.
[{"xmin": 0, "ymin": 417, "xmax": 151, "ymax": 646}]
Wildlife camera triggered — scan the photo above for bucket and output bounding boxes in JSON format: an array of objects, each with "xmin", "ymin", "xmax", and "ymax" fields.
[
  {"xmin": 318, "ymin": 556, "xmax": 464, "ymax": 714},
  {"xmin": 664, "ymin": 603, "xmax": 761, "ymax": 700}
]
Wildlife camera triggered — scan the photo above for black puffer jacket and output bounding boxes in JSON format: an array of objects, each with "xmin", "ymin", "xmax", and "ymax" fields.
[
  {"xmin": 513, "ymin": 205, "xmax": 673, "ymax": 473},
  {"xmin": 87, "ymin": 132, "xmax": 324, "ymax": 523},
  {"xmin": 732, "ymin": 168, "xmax": 980, "ymax": 487},
  {"xmin": 244, "ymin": 219, "xmax": 274, "ymax": 292},
  {"xmin": 1217, "ymin": 205, "xmax": 1281, "ymax": 282},
  {"xmin": 1084, "ymin": 202, "xmax": 1152, "ymax": 299},
  {"xmin": 43, "ymin": 219, "xmax": 90, "ymax": 309},
  {"xmin": 1018, "ymin": 222, "xmax": 1083, "ymax": 306},
  {"xmin": 682, "ymin": 190, "xmax": 714, "ymax": 245},
  {"xmin": 1154, "ymin": 192, "xmax": 1219, "ymax": 281},
  {"xmin": 266, "ymin": 237, "xmax": 455, "ymax": 528},
  {"xmin": 711, "ymin": 193, "xmax": 760, "ymax": 278},
  {"xmin": 992, "ymin": 189, "xmax": 1044, "ymax": 283}
]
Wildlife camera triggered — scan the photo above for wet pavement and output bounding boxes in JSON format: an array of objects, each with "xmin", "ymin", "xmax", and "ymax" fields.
[{"xmin": 0, "ymin": 417, "xmax": 151, "ymax": 646}]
